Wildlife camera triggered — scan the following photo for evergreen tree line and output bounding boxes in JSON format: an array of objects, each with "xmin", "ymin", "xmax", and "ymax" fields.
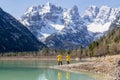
[{"xmin": 84, "ymin": 27, "xmax": 120, "ymax": 57}]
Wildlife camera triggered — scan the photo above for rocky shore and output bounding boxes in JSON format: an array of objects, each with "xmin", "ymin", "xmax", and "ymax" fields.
[{"xmin": 50, "ymin": 55, "xmax": 120, "ymax": 80}]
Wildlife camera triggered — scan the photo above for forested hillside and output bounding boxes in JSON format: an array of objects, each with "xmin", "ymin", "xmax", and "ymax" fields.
[{"xmin": 86, "ymin": 15, "xmax": 120, "ymax": 57}]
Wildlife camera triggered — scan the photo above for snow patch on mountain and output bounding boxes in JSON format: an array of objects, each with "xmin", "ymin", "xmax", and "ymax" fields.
[
  {"xmin": 50, "ymin": 23, "xmax": 64, "ymax": 31},
  {"xmin": 87, "ymin": 22, "xmax": 111, "ymax": 33}
]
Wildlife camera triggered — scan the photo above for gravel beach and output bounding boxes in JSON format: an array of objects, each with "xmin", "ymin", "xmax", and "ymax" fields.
[{"xmin": 50, "ymin": 55, "xmax": 120, "ymax": 80}]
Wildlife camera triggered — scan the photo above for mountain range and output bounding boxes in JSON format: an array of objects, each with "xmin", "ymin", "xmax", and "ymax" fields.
[
  {"xmin": 0, "ymin": 8, "xmax": 46, "ymax": 52},
  {"xmin": 20, "ymin": 2, "xmax": 120, "ymax": 49},
  {"xmin": 88, "ymin": 15, "xmax": 120, "ymax": 56}
]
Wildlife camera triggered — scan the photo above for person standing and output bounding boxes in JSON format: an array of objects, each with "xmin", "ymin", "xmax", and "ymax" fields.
[
  {"xmin": 66, "ymin": 53, "xmax": 70, "ymax": 64},
  {"xmin": 57, "ymin": 53, "xmax": 62, "ymax": 65}
]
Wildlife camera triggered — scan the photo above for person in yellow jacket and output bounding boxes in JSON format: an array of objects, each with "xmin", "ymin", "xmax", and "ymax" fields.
[
  {"xmin": 57, "ymin": 53, "xmax": 62, "ymax": 65},
  {"xmin": 66, "ymin": 53, "xmax": 70, "ymax": 64}
]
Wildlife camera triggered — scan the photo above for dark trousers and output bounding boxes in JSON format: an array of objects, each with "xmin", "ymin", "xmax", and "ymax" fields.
[
  {"xmin": 67, "ymin": 61, "xmax": 70, "ymax": 64},
  {"xmin": 58, "ymin": 61, "xmax": 62, "ymax": 65}
]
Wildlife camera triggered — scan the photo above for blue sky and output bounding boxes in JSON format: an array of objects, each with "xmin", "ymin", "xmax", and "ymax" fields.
[{"xmin": 0, "ymin": 0, "xmax": 120, "ymax": 18}]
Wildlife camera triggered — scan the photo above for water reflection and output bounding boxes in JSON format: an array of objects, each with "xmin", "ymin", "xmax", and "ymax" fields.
[
  {"xmin": 0, "ymin": 67, "xmax": 95, "ymax": 80},
  {"xmin": 57, "ymin": 70, "xmax": 71, "ymax": 80},
  {"xmin": 66, "ymin": 71, "xmax": 70, "ymax": 80},
  {"xmin": 58, "ymin": 71, "xmax": 62, "ymax": 80},
  {"xmin": 38, "ymin": 69, "xmax": 95, "ymax": 80},
  {"xmin": 0, "ymin": 60, "xmax": 95, "ymax": 80},
  {"xmin": 46, "ymin": 70, "xmax": 71, "ymax": 80}
]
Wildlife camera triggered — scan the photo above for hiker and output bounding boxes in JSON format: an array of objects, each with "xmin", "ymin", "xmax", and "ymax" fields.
[
  {"xmin": 57, "ymin": 53, "xmax": 62, "ymax": 65},
  {"xmin": 66, "ymin": 52, "xmax": 70, "ymax": 64}
]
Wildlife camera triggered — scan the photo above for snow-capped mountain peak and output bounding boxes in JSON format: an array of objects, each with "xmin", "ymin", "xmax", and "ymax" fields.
[
  {"xmin": 42, "ymin": 2, "xmax": 55, "ymax": 13},
  {"xmin": 24, "ymin": 6, "xmax": 39, "ymax": 15},
  {"xmin": 41, "ymin": 2, "xmax": 63, "ymax": 14},
  {"xmin": 83, "ymin": 5, "xmax": 99, "ymax": 22},
  {"xmin": 85, "ymin": 5, "xmax": 120, "ymax": 33},
  {"xmin": 84, "ymin": 5, "xmax": 99, "ymax": 15},
  {"xmin": 95, "ymin": 6, "xmax": 111, "ymax": 23},
  {"xmin": 63, "ymin": 5, "xmax": 80, "ymax": 23},
  {"xmin": 100, "ymin": 5, "xmax": 111, "ymax": 10},
  {"xmin": 20, "ymin": 3, "xmax": 65, "ymax": 40},
  {"xmin": 71, "ymin": 5, "xmax": 79, "ymax": 14},
  {"xmin": 20, "ymin": 3, "xmax": 120, "ymax": 49},
  {"xmin": 44, "ymin": 2, "xmax": 51, "ymax": 6}
]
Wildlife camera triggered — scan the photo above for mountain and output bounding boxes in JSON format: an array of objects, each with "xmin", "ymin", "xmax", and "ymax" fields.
[
  {"xmin": 0, "ymin": 8, "xmax": 46, "ymax": 52},
  {"xmin": 20, "ymin": 2, "xmax": 64, "ymax": 40},
  {"xmin": 20, "ymin": 3, "xmax": 93, "ymax": 49},
  {"xmin": 110, "ymin": 12, "xmax": 120, "ymax": 29},
  {"xmin": 44, "ymin": 5, "xmax": 93, "ymax": 49},
  {"xmin": 84, "ymin": 6, "xmax": 120, "ymax": 33},
  {"xmin": 83, "ymin": 5, "xmax": 99, "ymax": 22},
  {"xmin": 87, "ymin": 15, "xmax": 120, "ymax": 56},
  {"xmin": 20, "ymin": 3, "xmax": 120, "ymax": 49}
]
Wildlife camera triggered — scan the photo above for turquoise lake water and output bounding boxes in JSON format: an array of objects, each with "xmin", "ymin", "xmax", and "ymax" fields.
[{"xmin": 0, "ymin": 60, "xmax": 95, "ymax": 80}]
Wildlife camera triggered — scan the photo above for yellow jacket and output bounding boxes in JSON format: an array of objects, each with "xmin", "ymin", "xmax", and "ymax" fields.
[
  {"xmin": 66, "ymin": 55, "xmax": 70, "ymax": 61},
  {"xmin": 57, "ymin": 54, "xmax": 62, "ymax": 61}
]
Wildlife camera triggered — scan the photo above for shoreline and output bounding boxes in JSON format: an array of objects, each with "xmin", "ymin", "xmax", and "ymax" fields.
[
  {"xmin": 0, "ymin": 56, "xmax": 57, "ymax": 60},
  {"xmin": 50, "ymin": 67, "xmax": 107, "ymax": 80},
  {"xmin": 50, "ymin": 55, "xmax": 120, "ymax": 80},
  {"xmin": 49, "ymin": 63, "xmax": 108, "ymax": 80},
  {"xmin": 0, "ymin": 55, "xmax": 120, "ymax": 80}
]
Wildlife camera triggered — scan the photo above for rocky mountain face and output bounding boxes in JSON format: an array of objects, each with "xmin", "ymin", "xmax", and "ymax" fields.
[
  {"xmin": 0, "ymin": 8, "xmax": 46, "ymax": 52},
  {"xmin": 85, "ymin": 6, "xmax": 120, "ymax": 33},
  {"xmin": 110, "ymin": 13, "xmax": 120, "ymax": 29},
  {"xmin": 44, "ymin": 5, "xmax": 93, "ymax": 49},
  {"xmin": 20, "ymin": 2, "xmax": 64, "ymax": 40},
  {"xmin": 83, "ymin": 5, "xmax": 99, "ymax": 22},
  {"xmin": 81, "ymin": 6, "xmax": 120, "ymax": 41},
  {"xmin": 20, "ymin": 3, "xmax": 120, "ymax": 49}
]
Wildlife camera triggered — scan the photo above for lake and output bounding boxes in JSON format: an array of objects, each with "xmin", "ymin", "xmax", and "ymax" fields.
[{"xmin": 0, "ymin": 60, "xmax": 96, "ymax": 80}]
